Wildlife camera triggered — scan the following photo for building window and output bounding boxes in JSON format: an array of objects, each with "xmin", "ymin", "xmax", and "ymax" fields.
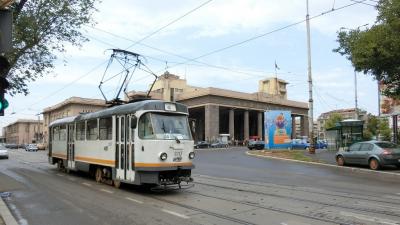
[
  {"xmin": 99, "ymin": 117, "xmax": 112, "ymax": 140},
  {"xmin": 53, "ymin": 126, "xmax": 60, "ymax": 141},
  {"xmin": 86, "ymin": 119, "xmax": 98, "ymax": 140},
  {"xmin": 76, "ymin": 122, "xmax": 85, "ymax": 140}
]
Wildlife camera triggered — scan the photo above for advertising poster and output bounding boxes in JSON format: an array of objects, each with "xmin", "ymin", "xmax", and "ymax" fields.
[{"xmin": 264, "ymin": 111, "xmax": 292, "ymax": 149}]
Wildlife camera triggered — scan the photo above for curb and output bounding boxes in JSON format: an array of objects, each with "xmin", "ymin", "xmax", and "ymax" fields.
[
  {"xmin": 246, "ymin": 151, "xmax": 400, "ymax": 179},
  {"xmin": 0, "ymin": 197, "xmax": 18, "ymax": 225}
]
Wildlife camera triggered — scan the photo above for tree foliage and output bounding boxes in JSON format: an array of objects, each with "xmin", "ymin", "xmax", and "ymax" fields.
[
  {"xmin": 363, "ymin": 114, "xmax": 392, "ymax": 141},
  {"xmin": 324, "ymin": 113, "xmax": 343, "ymax": 130},
  {"xmin": 5, "ymin": 0, "xmax": 97, "ymax": 95},
  {"xmin": 333, "ymin": 0, "xmax": 400, "ymax": 98}
]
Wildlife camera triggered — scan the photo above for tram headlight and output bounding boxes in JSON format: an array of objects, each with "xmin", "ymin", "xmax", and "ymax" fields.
[
  {"xmin": 159, "ymin": 152, "xmax": 168, "ymax": 161},
  {"xmin": 189, "ymin": 152, "xmax": 195, "ymax": 159}
]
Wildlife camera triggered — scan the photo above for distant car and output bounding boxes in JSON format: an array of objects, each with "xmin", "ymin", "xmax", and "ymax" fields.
[
  {"xmin": 5, "ymin": 143, "xmax": 18, "ymax": 149},
  {"xmin": 247, "ymin": 140, "xmax": 265, "ymax": 150},
  {"xmin": 291, "ymin": 139, "xmax": 310, "ymax": 149},
  {"xmin": 37, "ymin": 143, "xmax": 46, "ymax": 150},
  {"xmin": 194, "ymin": 141, "xmax": 210, "ymax": 149},
  {"xmin": 25, "ymin": 144, "xmax": 38, "ymax": 152},
  {"xmin": 210, "ymin": 141, "xmax": 228, "ymax": 148},
  {"xmin": 336, "ymin": 141, "xmax": 400, "ymax": 170},
  {"xmin": 0, "ymin": 145, "xmax": 9, "ymax": 159},
  {"xmin": 315, "ymin": 140, "xmax": 328, "ymax": 149}
]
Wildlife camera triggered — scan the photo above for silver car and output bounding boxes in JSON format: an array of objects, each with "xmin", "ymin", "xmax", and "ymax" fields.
[
  {"xmin": 25, "ymin": 144, "xmax": 38, "ymax": 152},
  {"xmin": 0, "ymin": 144, "xmax": 9, "ymax": 159},
  {"xmin": 336, "ymin": 141, "xmax": 400, "ymax": 170}
]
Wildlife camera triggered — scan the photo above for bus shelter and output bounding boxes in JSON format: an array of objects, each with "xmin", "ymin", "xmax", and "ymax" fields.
[{"xmin": 326, "ymin": 119, "xmax": 364, "ymax": 150}]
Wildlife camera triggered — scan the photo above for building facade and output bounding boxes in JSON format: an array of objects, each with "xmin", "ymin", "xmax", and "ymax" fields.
[
  {"xmin": 129, "ymin": 72, "xmax": 309, "ymax": 143},
  {"xmin": 317, "ymin": 108, "xmax": 367, "ymax": 139},
  {"xmin": 4, "ymin": 119, "xmax": 43, "ymax": 145},
  {"xmin": 42, "ymin": 97, "xmax": 107, "ymax": 146}
]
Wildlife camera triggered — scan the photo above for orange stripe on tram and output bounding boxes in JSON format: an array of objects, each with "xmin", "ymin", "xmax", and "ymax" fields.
[
  {"xmin": 135, "ymin": 162, "xmax": 193, "ymax": 167},
  {"xmin": 74, "ymin": 156, "xmax": 115, "ymax": 166}
]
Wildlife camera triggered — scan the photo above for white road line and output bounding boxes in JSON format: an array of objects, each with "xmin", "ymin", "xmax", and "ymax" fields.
[
  {"xmin": 100, "ymin": 189, "xmax": 114, "ymax": 194},
  {"xmin": 125, "ymin": 197, "xmax": 143, "ymax": 204},
  {"xmin": 67, "ymin": 177, "xmax": 76, "ymax": 181},
  {"xmin": 161, "ymin": 209, "xmax": 190, "ymax": 219},
  {"xmin": 340, "ymin": 211, "xmax": 399, "ymax": 225},
  {"xmin": 82, "ymin": 182, "xmax": 92, "ymax": 187},
  {"xmin": 56, "ymin": 173, "xmax": 64, "ymax": 177},
  {"xmin": 396, "ymin": 193, "xmax": 400, "ymax": 195},
  {"xmin": 356, "ymin": 202, "xmax": 400, "ymax": 211}
]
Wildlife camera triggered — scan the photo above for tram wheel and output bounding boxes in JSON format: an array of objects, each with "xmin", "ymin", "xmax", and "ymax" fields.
[
  {"xmin": 95, "ymin": 167, "xmax": 103, "ymax": 183},
  {"xmin": 113, "ymin": 180, "xmax": 121, "ymax": 189}
]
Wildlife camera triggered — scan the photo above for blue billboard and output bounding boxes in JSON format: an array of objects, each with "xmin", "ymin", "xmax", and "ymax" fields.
[{"xmin": 264, "ymin": 111, "xmax": 292, "ymax": 149}]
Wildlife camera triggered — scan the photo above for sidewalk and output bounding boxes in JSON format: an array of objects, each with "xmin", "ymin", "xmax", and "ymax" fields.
[{"xmin": 302, "ymin": 148, "xmax": 337, "ymax": 165}]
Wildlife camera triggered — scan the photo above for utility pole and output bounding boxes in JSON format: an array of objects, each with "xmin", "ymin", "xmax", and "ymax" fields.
[
  {"xmin": 306, "ymin": 0, "xmax": 315, "ymax": 153},
  {"xmin": 354, "ymin": 70, "xmax": 358, "ymax": 120}
]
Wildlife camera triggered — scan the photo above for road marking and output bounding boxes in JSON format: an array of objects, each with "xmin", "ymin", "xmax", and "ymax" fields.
[
  {"xmin": 161, "ymin": 209, "xmax": 190, "ymax": 219},
  {"xmin": 56, "ymin": 173, "xmax": 64, "ymax": 177},
  {"xmin": 396, "ymin": 193, "xmax": 400, "ymax": 195},
  {"xmin": 125, "ymin": 197, "xmax": 143, "ymax": 204},
  {"xmin": 383, "ymin": 195, "xmax": 400, "ymax": 200},
  {"xmin": 356, "ymin": 202, "xmax": 400, "ymax": 211},
  {"xmin": 100, "ymin": 189, "xmax": 114, "ymax": 194},
  {"xmin": 340, "ymin": 211, "xmax": 399, "ymax": 225},
  {"xmin": 67, "ymin": 177, "xmax": 76, "ymax": 181},
  {"xmin": 82, "ymin": 182, "xmax": 92, "ymax": 187}
]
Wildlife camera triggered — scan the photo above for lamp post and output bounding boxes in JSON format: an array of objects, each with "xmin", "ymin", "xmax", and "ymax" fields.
[{"xmin": 306, "ymin": 0, "xmax": 315, "ymax": 154}]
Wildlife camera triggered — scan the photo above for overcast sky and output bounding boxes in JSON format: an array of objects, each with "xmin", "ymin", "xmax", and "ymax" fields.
[{"xmin": 1, "ymin": 0, "xmax": 379, "ymax": 133}]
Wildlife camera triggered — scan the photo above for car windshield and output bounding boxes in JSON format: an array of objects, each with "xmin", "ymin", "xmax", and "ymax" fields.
[
  {"xmin": 139, "ymin": 112, "xmax": 192, "ymax": 140},
  {"xmin": 375, "ymin": 142, "xmax": 399, "ymax": 149}
]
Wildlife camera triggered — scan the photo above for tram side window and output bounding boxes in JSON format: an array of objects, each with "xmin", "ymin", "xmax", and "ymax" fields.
[
  {"xmin": 59, "ymin": 125, "xmax": 67, "ymax": 141},
  {"xmin": 138, "ymin": 113, "xmax": 154, "ymax": 139},
  {"xmin": 53, "ymin": 126, "xmax": 60, "ymax": 141},
  {"xmin": 76, "ymin": 122, "xmax": 85, "ymax": 140},
  {"xmin": 99, "ymin": 117, "xmax": 112, "ymax": 140},
  {"xmin": 87, "ymin": 119, "xmax": 98, "ymax": 140}
]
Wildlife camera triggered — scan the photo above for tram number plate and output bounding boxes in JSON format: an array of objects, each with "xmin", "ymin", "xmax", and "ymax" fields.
[{"xmin": 173, "ymin": 151, "xmax": 183, "ymax": 162}]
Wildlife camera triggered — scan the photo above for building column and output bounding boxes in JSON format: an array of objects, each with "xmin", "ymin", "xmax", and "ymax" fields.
[
  {"xmin": 291, "ymin": 115, "xmax": 296, "ymax": 139},
  {"xmin": 244, "ymin": 110, "xmax": 249, "ymax": 141},
  {"xmin": 205, "ymin": 105, "xmax": 219, "ymax": 142},
  {"xmin": 300, "ymin": 115, "xmax": 309, "ymax": 137},
  {"xmin": 257, "ymin": 111, "xmax": 263, "ymax": 140},
  {"xmin": 229, "ymin": 109, "xmax": 235, "ymax": 142}
]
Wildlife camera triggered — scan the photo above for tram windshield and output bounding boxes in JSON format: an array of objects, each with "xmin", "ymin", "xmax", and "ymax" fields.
[{"xmin": 139, "ymin": 113, "xmax": 192, "ymax": 140}]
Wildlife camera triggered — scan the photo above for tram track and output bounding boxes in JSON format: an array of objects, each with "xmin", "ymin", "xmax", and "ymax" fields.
[
  {"xmin": 192, "ymin": 181, "xmax": 400, "ymax": 219},
  {"xmin": 194, "ymin": 174, "xmax": 400, "ymax": 206}
]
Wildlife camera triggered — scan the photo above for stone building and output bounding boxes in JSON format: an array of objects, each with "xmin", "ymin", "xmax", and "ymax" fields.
[
  {"xmin": 42, "ymin": 97, "xmax": 107, "ymax": 146},
  {"xmin": 317, "ymin": 108, "xmax": 367, "ymax": 139},
  {"xmin": 129, "ymin": 72, "xmax": 309, "ymax": 143},
  {"xmin": 4, "ymin": 119, "xmax": 43, "ymax": 145}
]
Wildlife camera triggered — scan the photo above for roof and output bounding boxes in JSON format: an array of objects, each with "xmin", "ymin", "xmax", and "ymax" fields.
[
  {"xmin": 50, "ymin": 100, "xmax": 188, "ymax": 127},
  {"xmin": 5, "ymin": 119, "xmax": 43, "ymax": 127},
  {"xmin": 43, "ymin": 97, "xmax": 106, "ymax": 113}
]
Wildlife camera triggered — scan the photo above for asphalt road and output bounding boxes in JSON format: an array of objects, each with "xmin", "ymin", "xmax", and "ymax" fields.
[{"xmin": 0, "ymin": 148, "xmax": 399, "ymax": 225}]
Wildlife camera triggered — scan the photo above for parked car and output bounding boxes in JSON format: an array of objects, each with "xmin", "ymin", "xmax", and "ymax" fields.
[
  {"xmin": 194, "ymin": 141, "xmax": 210, "ymax": 149},
  {"xmin": 336, "ymin": 141, "xmax": 400, "ymax": 170},
  {"xmin": 315, "ymin": 140, "xmax": 328, "ymax": 149},
  {"xmin": 5, "ymin": 143, "xmax": 18, "ymax": 149},
  {"xmin": 25, "ymin": 144, "xmax": 38, "ymax": 152},
  {"xmin": 291, "ymin": 139, "xmax": 310, "ymax": 150},
  {"xmin": 210, "ymin": 141, "xmax": 228, "ymax": 148},
  {"xmin": 0, "ymin": 145, "xmax": 9, "ymax": 159},
  {"xmin": 247, "ymin": 140, "xmax": 265, "ymax": 150},
  {"xmin": 37, "ymin": 143, "xmax": 46, "ymax": 150}
]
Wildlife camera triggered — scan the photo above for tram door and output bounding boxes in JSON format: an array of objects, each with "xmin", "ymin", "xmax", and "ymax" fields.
[
  {"xmin": 116, "ymin": 115, "xmax": 131, "ymax": 181},
  {"xmin": 67, "ymin": 124, "xmax": 75, "ymax": 169}
]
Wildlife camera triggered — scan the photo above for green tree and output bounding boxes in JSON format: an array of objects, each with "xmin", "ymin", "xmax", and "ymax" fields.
[
  {"xmin": 324, "ymin": 113, "xmax": 343, "ymax": 130},
  {"xmin": 378, "ymin": 117, "xmax": 392, "ymax": 141},
  {"xmin": 333, "ymin": 0, "xmax": 400, "ymax": 98},
  {"xmin": 5, "ymin": 0, "xmax": 97, "ymax": 95}
]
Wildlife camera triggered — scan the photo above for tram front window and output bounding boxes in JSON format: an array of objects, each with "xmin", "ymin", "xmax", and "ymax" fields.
[{"xmin": 138, "ymin": 113, "xmax": 192, "ymax": 140}]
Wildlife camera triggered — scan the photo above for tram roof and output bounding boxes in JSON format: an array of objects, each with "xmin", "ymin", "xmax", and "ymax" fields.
[{"xmin": 49, "ymin": 100, "xmax": 188, "ymax": 127}]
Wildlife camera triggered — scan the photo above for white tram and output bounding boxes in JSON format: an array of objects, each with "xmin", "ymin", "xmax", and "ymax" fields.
[{"xmin": 48, "ymin": 100, "xmax": 195, "ymax": 187}]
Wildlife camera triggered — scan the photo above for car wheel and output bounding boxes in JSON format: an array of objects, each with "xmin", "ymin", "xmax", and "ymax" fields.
[
  {"xmin": 369, "ymin": 158, "xmax": 380, "ymax": 170},
  {"xmin": 336, "ymin": 156, "xmax": 345, "ymax": 166}
]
